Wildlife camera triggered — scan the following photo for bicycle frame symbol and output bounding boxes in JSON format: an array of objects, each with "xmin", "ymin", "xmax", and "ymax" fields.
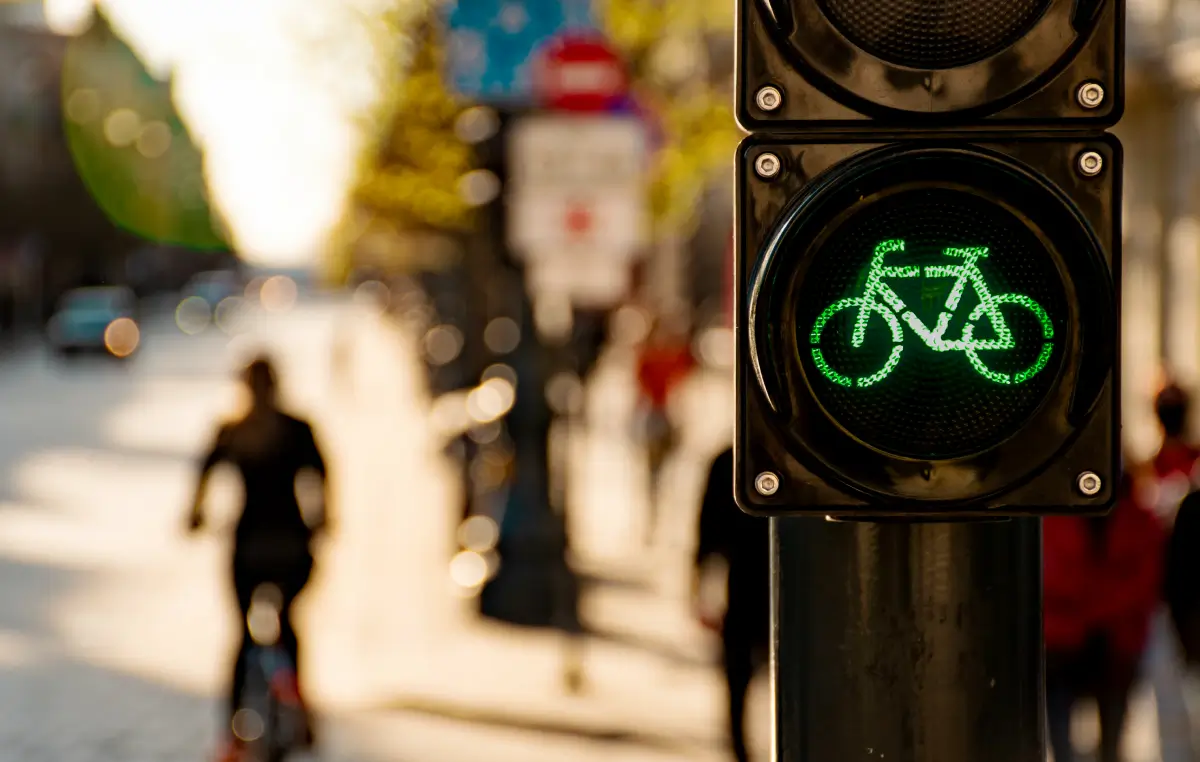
[{"xmin": 810, "ymin": 239, "xmax": 1055, "ymax": 388}]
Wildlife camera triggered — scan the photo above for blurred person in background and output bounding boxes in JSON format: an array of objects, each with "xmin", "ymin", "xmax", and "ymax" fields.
[
  {"xmin": 1150, "ymin": 384, "xmax": 1200, "ymax": 517},
  {"xmin": 1043, "ymin": 467, "xmax": 1164, "ymax": 762},
  {"xmin": 693, "ymin": 447, "xmax": 769, "ymax": 762},
  {"xmin": 1148, "ymin": 383, "xmax": 1200, "ymax": 762},
  {"xmin": 635, "ymin": 313, "xmax": 695, "ymax": 544},
  {"xmin": 1167, "ymin": 486, "xmax": 1200, "ymax": 665},
  {"xmin": 186, "ymin": 355, "xmax": 331, "ymax": 762}
]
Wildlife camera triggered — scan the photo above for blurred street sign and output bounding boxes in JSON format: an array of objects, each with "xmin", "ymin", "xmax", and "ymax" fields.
[
  {"xmin": 507, "ymin": 115, "xmax": 649, "ymax": 254},
  {"xmin": 507, "ymin": 114, "xmax": 649, "ymax": 307},
  {"xmin": 445, "ymin": 0, "xmax": 594, "ymax": 103},
  {"xmin": 532, "ymin": 33, "xmax": 627, "ymax": 113}
]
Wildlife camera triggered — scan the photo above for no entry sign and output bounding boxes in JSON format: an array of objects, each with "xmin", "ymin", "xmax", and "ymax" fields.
[{"xmin": 532, "ymin": 33, "xmax": 628, "ymax": 113}]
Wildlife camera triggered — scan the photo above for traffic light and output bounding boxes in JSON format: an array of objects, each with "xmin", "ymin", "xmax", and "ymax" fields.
[{"xmin": 735, "ymin": 0, "xmax": 1122, "ymax": 517}]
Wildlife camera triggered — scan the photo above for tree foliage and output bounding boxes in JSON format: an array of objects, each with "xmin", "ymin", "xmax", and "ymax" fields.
[
  {"xmin": 352, "ymin": 20, "xmax": 475, "ymax": 233},
  {"xmin": 597, "ymin": 0, "xmax": 740, "ymax": 236},
  {"xmin": 330, "ymin": 4, "xmax": 475, "ymax": 283}
]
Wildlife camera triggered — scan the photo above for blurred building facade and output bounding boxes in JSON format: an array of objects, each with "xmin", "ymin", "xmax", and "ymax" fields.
[{"xmin": 1122, "ymin": 0, "xmax": 1200, "ymax": 456}]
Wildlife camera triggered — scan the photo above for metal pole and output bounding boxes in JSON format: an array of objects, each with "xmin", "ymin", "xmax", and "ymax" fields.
[{"xmin": 771, "ymin": 516, "xmax": 1045, "ymax": 762}]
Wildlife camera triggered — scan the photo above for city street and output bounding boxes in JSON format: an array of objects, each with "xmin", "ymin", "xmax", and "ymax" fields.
[
  {"xmin": 0, "ymin": 294, "xmax": 759, "ymax": 762},
  {"xmin": 0, "ymin": 291, "xmax": 1180, "ymax": 762}
]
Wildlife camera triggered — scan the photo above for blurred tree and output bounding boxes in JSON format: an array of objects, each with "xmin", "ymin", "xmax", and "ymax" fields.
[
  {"xmin": 0, "ymin": 8, "xmax": 233, "ymax": 321},
  {"xmin": 597, "ymin": 0, "xmax": 740, "ymax": 237},
  {"xmin": 330, "ymin": 12, "xmax": 476, "ymax": 284},
  {"xmin": 60, "ymin": 10, "xmax": 226, "ymax": 251}
]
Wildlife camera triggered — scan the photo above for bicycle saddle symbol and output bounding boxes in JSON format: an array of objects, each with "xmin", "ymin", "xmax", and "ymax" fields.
[{"xmin": 810, "ymin": 238, "xmax": 1054, "ymax": 388}]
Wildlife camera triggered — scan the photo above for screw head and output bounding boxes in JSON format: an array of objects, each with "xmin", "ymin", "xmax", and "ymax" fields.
[
  {"xmin": 1077, "ymin": 151, "xmax": 1104, "ymax": 177},
  {"xmin": 755, "ymin": 472, "xmax": 780, "ymax": 496},
  {"xmin": 756, "ymin": 85, "xmax": 783, "ymax": 112},
  {"xmin": 1077, "ymin": 471, "xmax": 1103, "ymax": 497},
  {"xmin": 754, "ymin": 153, "xmax": 781, "ymax": 179},
  {"xmin": 1077, "ymin": 82, "xmax": 1105, "ymax": 109}
]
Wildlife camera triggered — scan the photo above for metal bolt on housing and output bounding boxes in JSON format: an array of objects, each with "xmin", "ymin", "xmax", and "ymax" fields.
[
  {"xmin": 1076, "ymin": 471, "xmax": 1102, "ymax": 496},
  {"xmin": 1076, "ymin": 82, "xmax": 1105, "ymax": 109},
  {"xmin": 756, "ymin": 85, "xmax": 783, "ymax": 112},
  {"xmin": 756, "ymin": 472, "xmax": 780, "ymax": 496},
  {"xmin": 755, "ymin": 153, "xmax": 781, "ymax": 179},
  {"xmin": 1077, "ymin": 151, "xmax": 1104, "ymax": 177}
]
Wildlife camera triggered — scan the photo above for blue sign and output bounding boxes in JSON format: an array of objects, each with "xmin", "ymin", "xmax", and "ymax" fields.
[{"xmin": 444, "ymin": 0, "xmax": 595, "ymax": 103}]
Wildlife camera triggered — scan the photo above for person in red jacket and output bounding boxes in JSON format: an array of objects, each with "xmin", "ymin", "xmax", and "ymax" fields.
[
  {"xmin": 634, "ymin": 315, "xmax": 696, "ymax": 544},
  {"xmin": 1043, "ymin": 467, "xmax": 1164, "ymax": 762},
  {"xmin": 1150, "ymin": 384, "xmax": 1200, "ymax": 525}
]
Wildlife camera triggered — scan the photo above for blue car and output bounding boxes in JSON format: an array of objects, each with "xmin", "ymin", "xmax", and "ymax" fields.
[{"xmin": 48, "ymin": 286, "xmax": 140, "ymax": 358}]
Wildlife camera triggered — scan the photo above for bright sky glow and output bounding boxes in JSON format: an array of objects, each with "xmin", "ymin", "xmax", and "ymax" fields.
[{"xmin": 43, "ymin": 0, "xmax": 410, "ymax": 267}]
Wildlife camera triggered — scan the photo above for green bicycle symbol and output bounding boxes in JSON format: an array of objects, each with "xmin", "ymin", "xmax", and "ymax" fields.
[{"xmin": 810, "ymin": 238, "xmax": 1055, "ymax": 388}]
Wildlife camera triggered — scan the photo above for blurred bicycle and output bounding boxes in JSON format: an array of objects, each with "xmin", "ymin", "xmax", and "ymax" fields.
[{"xmin": 230, "ymin": 583, "xmax": 308, "ymax": 762}]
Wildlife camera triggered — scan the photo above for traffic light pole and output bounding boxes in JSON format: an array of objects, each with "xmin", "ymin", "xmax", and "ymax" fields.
[{"xmin": 771, "ymin": 516, "xmax": 1045, "ymax": 762}]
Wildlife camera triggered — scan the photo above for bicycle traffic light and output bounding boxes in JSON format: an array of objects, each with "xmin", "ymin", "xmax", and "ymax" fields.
[{"xmin": 734, "ymin": 0, "xmax": 1122, "ymax": 517}]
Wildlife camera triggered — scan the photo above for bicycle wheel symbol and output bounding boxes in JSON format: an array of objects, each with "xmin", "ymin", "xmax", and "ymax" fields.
[
  {"xmin": 809, "ymin": 296, "xmax": 904, "ymax": 388},
  {"xmin": 962, "ymin": 293, "xmax": 1055, "ymax": 385}
]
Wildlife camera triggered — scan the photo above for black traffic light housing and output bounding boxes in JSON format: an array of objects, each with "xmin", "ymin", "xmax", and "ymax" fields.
[
  {"xmin": 734, "ymin": 0, "xmax": 1123, "ymax": 517},
  {"xmin": 737, "ymin": 0, "xmax": 1124, "ymax": 129},
  {"xmin": 735, "ymin": 134, "xmax": 1120, "ymax": 517}
]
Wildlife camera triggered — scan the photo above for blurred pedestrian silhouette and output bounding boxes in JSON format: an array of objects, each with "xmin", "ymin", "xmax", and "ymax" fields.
[
  {"xmin": 1168, "ymin": 484, "xmax": 1200, "ymax": 661},
  {"xmin": 1144, "ymin": 383, "xmax": 1200, "ymax": 762},
  {"xmin": 186, "ymin": 355, "xmax": 331, "ymax": 762},
  {"xmin": 1043, "ymin": 467, "xmax": 1163, "ymax": 762},
  {"xmin": 693, "ymin": 447, "xmax": 769, "ymax": 762},
  {"xmin": 635, "ymin": 315, "xmax": 695, "ymax": 544}
]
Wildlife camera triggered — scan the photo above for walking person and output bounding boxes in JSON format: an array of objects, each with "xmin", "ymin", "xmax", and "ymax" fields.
[
  {"xmin": 1043, "ymin": 467, "xmax": 1164, "ymax": 762},
  {"xmin": 693, "ymin": 447, "xmax": 769, "ymax": 762},
  {"xmin": 636, "ymin": 315, "xmax": 695, "ymax": 544},
  {"xmin": 186, "ymin": 355, "xmax": 331, "ymax": 762}
]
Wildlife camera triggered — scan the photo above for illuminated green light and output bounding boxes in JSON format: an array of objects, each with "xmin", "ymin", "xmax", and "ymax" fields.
[
  {"xmin": 1015, "ymin": 343, "xmax": 1054, "ymax": 385},
  {"xmin": 809, "ymin": 239, "xmax": 1055, "ymax": 387},
  {"xmin": 812, "ymin": 349, "xmax": 852, "ymax": 387}
]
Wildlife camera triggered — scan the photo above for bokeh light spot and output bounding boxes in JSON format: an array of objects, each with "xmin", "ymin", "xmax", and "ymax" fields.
[
  {"xmin": 449, "ymin": 550, "xmax": 489, "ymax": 591},
  {"xmin": 424, "ymin": 325, "xmax": 464, "ymax": 367},
  {"xmin": 481, "ymin": 363, "xmax": 518, "ymax": 387},
  {"xmin": 457, "ymin": 515, "xmax": 500, "ymax": 552},
  {"xmin": 103, "ymin": 108, "xmax": 141, "ymax": 147},
  {"xmin": 458, "ymin": 169, "xmax": 501, "ymax": 206},
  {"xmin": 136, "ymin": 121, "xmax": 172, "ymax": 158},
  {"xmin": 214, "ymin": 297, "xmax": 245, "ymax": 335},
  {"xmin": 65, "ymin": 88, "xmax": 100, "ymax": 124},
  {"xmin": 175, "ymin": 296, "xmax": 211, "ymax": 334},
  {"xmin": 259, "ymin": 275, "xmax": 298, "ymax": 312},
  {"xmin": 103, "ymin": 318, "xmax": 140, "ymax": 358},
  {"xmin": 483, "ymin": 317, "xmax": 521, "ymax": 354}
]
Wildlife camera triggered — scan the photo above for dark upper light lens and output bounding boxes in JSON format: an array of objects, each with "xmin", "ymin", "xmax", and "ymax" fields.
[{"xmin": 818, "ymin": 0, "xmax": 1052, "ymax": 69}]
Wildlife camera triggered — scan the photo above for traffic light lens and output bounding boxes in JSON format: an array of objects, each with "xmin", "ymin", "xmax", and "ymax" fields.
[
  {"xmin": 818, "ymin": 0, "xmax": 1051, "ymax": 70},
  {"xmin": 797, "ymin": 187, "xmax": 1068, "ymax": 460}
]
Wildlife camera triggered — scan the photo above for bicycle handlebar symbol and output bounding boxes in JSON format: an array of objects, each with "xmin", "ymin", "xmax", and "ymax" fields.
[{"xmin": 810, "ymin": 239, "xmax": 1055, "ymax": 388}]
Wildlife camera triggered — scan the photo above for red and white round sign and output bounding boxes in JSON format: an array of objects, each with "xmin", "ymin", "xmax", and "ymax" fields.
[{"xmin": 532, "ymin": 33, "xmax": 628, "ymax": 113}]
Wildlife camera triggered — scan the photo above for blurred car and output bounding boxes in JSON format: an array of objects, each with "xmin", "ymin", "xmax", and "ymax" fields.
[{"xmin": 47, "ymin": 286, "xmax": 140, "ymax": 358}]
